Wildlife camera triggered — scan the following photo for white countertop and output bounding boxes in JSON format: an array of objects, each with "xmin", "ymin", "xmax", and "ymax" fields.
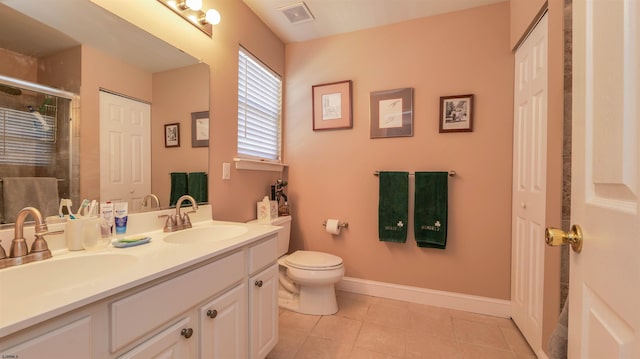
[{"xmin": 0, "ymin": 208, "xmax": 278, "ymax": 338}]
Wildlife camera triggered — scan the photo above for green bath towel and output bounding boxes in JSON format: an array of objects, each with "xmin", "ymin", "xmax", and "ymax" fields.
[
  {"xmin": 188, "ymin": 172, "xmax": 208, "ymax": 204},
  {"xmin": 378, "ymin": 171, "xmax": 409, "ymax": 243},
  {"xmin": 169, "ymin": 172, "xmax": 188, "ymax": 207},
  {"xmin": 414, "ymin": 172, "xmax": 448, "ymax": 249}
]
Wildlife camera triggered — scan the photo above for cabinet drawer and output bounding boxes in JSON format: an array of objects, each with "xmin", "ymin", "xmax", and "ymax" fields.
[
  {"xmin": 111, "ymin": 251, "xmax": 244, "ymax": 352},
  {"xmin": 248, "ymin": 235, "xmax": 277, "ymax": 274}
]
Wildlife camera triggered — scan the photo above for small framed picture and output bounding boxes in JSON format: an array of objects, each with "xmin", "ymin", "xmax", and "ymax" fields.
[
  {"xmin": 191, "ymin": 111, "xmax": 209, "ymax": 147},
  {"xmin": 370, "ymin": 87, "xmax": 414, "ymax": 138},
  {"xmin": 312, "ymin": 80, "xmax": 353, "ymax": 131},
  {"xmin": 164, "ymin": 123, "xmax": 180, "ymax": 147},
  {"xmin": 439, "ymin": 94, "xmax": 474, "ymax": 133}
]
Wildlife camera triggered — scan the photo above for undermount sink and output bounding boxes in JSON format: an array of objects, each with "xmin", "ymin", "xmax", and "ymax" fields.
[
  {"xmin": 0, "ymin": 252, "xmax": 138, "ymax": 298},
  {"xmin": 163, "ymin": 224, "xmax": 249, "ymax": 244}
]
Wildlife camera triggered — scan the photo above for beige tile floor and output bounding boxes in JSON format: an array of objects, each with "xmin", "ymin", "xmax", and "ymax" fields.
[{"xmin": 267, "ymin": 291, "xmax": 537, "ymax": 359}]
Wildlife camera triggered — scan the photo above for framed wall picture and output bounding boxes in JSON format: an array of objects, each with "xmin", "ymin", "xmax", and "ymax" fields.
[
  {"xmin": 191, "ymin": 111, "xmax": 210, "ymax": 147},
  {"xmin": 370, "ymin": 87, "xmax": 413, "ymax": 138},
  {"xmin": 164, "ymin": 123, "xmax": 180, "ymax": 147},
  {"xmin": 312, "ymin": 80, "xmax": 353, "ymax": 130},
  {"xmin": 439, "ymin": 94, "xmax": 474, "ymax": 133}
]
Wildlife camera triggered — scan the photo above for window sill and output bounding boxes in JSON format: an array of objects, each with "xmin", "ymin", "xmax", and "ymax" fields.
[{"xmin": 233, "ymin": 158, "xmax": 288, "ymax": 172}]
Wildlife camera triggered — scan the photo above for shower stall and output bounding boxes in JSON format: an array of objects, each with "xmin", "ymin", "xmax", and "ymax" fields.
[{"xmin": 0, "ymin": 74, "xmax": 78, "ymax": 224}]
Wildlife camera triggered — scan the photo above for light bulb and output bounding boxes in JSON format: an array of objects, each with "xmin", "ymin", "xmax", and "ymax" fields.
[
  {"xmin": 185, "ymin": 0, "xmax": 202, "ymax": 11},
  {"xmin": 205, "ymin": 9, "xmax": 221, "ymax": 25}
]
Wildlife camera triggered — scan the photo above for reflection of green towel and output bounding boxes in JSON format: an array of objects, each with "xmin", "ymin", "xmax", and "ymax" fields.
[
  {"xmin": 414, "ymin": 172, "xmax": 448, "ymax": 249},
  {"xmin": 169, "ymin": 172, "xmax": 188, "ymax": 207},
  {"xmin": 188, "ymin": 172, "xmax": 208, "ymax": 204},
  {"xmin": 378, "ymin": 172, "xmax": 409, "ymax": 242}
]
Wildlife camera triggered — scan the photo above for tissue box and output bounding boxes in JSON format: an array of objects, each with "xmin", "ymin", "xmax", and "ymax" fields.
[{"xmin": 257, "ymin": 200, "xmax": 278, "ymax": 223}]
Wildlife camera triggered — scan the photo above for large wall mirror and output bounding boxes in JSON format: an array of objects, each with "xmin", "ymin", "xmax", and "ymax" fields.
[{"xmin": 0, "ymin": 1, "xmax": 209, "ymax": 227}]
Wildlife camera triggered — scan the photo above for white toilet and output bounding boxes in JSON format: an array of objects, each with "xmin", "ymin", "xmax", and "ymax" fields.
[{"xmin": 260, "ymin": 216, "xmax": 344, "ymax": 315}]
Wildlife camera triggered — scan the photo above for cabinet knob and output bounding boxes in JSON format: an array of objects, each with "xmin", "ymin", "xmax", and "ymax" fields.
[
  {"xmin": 254, "ymin": 280, "xmax": 263, "ymax": 288},
  {"xmin": 206, "ymin": 309, "xmax": 218, "ymax": 319},
  {"xmin": 181, "ymin": 327, "xmax": 194, "ymax": 339}
]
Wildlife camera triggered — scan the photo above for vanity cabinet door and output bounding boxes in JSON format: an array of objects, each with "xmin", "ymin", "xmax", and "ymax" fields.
[
  {"xmin": 249, "ymin": 263, "xmax": 279, "ymax": 359},
  {"xmin": 3, "ymin": 316, "xmax": 92, "ymax": 358},
  {"xmin": 119, "ymin": 316, "xmax": 196, "ymax": 359},
  {"xmin": 199, "ymin": 283, "xmax": 248, "ymax": 358}
]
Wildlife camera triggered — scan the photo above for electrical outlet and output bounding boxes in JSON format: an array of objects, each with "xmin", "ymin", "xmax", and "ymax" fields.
[{"xmin": 222, "ymin": 163, "xmax": 231, "ymax": 180}]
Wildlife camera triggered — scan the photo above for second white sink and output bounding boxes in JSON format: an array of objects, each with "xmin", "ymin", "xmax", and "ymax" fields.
[{"xmin": 163, "ymin": 224, "xmax": 249, "ymax": 244}]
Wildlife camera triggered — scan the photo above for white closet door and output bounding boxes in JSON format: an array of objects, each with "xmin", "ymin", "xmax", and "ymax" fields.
[
  {"xmin": 511, "ymin": 13, "xmax": 548, "ymax": 356},
  {"xmin": 99, "ymin": 91, "xmax": 151, "ymax": 212}
]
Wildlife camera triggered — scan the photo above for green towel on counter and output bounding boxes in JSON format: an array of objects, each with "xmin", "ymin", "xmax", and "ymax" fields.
[
  {"xmin": 169, "ymin": 172, "xmax": 188, "ymax": 207},
  {"xmin": 414, "ymin": 172, "xmax": 448, "ymax": 249},
  {"xmin": 378, "ymin": 171, "xmax": 409, "ymax": 243},
  {"xmin": 188, "ymin": 172, "xmax": 208, "ymax": 204}
]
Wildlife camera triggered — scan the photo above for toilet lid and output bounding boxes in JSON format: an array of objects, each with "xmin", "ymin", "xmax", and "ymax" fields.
[{"xmin": 285, "ymin": 250, "xmax": 343, "ymax": 270}]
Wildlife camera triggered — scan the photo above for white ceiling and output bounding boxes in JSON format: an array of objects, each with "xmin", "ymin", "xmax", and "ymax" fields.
[{"xmin": 242, "ymin": 0, "xmax": 506, "ymax": 43}]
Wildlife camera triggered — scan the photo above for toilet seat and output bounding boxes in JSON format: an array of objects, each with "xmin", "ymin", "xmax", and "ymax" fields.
[{"xmin": 284, "ymin": 250, "xmax": 343, "ymax": 271}]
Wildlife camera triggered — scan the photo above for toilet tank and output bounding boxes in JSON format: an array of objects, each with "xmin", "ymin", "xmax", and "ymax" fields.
[
  {"xmin": 270, "ymin": 215, "xmax": 292, "ymax": 257},
  {"xmin": 248, "ymin": 215, "xmax": 292, "ymax": 257}
]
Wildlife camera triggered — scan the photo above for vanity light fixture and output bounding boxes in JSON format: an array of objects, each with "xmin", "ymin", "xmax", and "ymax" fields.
[{"xmin": 157, "ymin": 0, "xmax": 221, "ymax": 37}]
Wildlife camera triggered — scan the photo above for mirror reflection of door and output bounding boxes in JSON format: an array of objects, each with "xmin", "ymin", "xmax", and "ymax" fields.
[{"xmin": 99, "ymin": 91, "xmax": 151, "ymax": 212}]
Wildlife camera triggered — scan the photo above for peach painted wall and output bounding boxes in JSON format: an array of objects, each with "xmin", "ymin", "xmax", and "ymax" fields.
[
  {"xmin": 510, "ymin": 0, "xmax": 547, "ymax": 49},
  {"xmin": 511, "ymin": 0, "xmax": 564, "ymax": 353},
  {"xmin": 0, "ymin": 48, "xmax": 37, "ymax": 82},
  {"xmin": 151, "ymin": 64, "xmax": 209, "ymax": 207},
  {"xmin": 80, "ymin": 46, "xmax": 152, "ymax": 201},
  {"xmin": 284, "ymin": 2, "xmax": 513, "ymax": 300},
  {"xmin": 206, "ymin": 0, "xmax": 286, "ymax": 221},
  {"xmin": 93, "ymin": 0, "xmax": 286, "ymax": 221}
]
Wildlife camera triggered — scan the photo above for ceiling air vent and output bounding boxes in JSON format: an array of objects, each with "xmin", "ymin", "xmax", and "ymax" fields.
[{"xmin": 280, "ymin": 2, "xmax": 315, "ymax": 24}]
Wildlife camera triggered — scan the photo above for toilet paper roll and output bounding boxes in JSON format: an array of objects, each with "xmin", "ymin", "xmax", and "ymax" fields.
[{"xmin": 325, "ymin": 219, "xmax": 341, "ymax": 235}]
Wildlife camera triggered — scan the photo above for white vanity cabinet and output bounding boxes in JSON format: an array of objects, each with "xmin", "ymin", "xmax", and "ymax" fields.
[
  {"xmin": 0, "ymin": 232, "xmax": 280, "ymax": 359},
  {"xmin": 248, "ymin": 236, "xmax": 279, "ymax": 358},
  {"xmin": 118, "ymin": 316, "xmax": 196, "ymax": 358},
  {"xmin": 249, "ymin": 263, "xmax": 279, "ymax": 358},
  {"xmin": 3, "ymin": 316, "xmax": 93, "ymax": 358},
  {"xmin": 199, "ymin": 282, "xmax": 248, "ymax": 358}
]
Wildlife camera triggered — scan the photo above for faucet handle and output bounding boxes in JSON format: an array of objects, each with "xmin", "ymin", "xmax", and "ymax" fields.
[
  {"xmin": 182, "ymin": 213, "xmax": 192, "ymax": 228},
  {"xmin": 159, "ymin": 214, "xmax": 177, "ymax": 232},
  {"xmin": 30, "ymin": 229, "xmax": 64, "ymax": 252}
]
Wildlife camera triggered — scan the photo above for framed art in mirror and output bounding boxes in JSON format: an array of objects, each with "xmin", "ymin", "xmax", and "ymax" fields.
[
  {"xmin": 439, "ymin": 94, "xmax": 474, "ymax": 133},
  {"xmin": 312, "ymin": 80, "xmax": 353, "ymax": 131},
  {"xmin": 191, "ymin": 111, "xmax": 210, "ymax": 147},
  {"xmin": 165, "ymin": 123, "xmax": 180, "ymax": 147},
  {"xmin": 370, "ymin": 87, "xmax": 413, "ymax": 138}
]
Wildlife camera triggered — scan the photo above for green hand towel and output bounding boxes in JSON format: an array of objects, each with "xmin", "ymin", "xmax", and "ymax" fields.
[
  {"xmin": 414, "ymin": 172, "xmax": 448, "ymax": 249},
  {"xmin": 188, "ymin": 172, "xmax": 208, "ymax": 204},
  {"xmin": 378, "ymin": 171, "xmax": 409, "ymax": 243},
  {"xmin": 169, "ymin": 172, "xmax": 188, "ymax": 207}
]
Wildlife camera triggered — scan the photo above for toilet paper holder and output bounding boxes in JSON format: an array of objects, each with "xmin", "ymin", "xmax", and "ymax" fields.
[{"xmin": 322, "ymin": 220, "xmax": 348, "ymax": 229}]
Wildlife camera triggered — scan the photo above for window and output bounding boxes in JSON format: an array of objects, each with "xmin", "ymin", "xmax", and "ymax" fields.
[
  {"xmin": 0, "ymin": 106, "xmax": 56, "ymax": 166},
  {"xmin": 237, "ymin": 47, "xmax": 282, "ymax": 161}
]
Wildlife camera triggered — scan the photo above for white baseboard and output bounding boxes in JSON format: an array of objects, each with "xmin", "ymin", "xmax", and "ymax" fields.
[{"xmin": 336, "ymin": 276, "xmax": 511, "ymax": 318}]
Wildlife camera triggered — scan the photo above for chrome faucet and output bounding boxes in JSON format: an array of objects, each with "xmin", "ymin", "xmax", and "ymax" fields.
[
  {"xmin": 141, "ymin": 193, "xmax": 160, "ymax": 210},
  {"xmin": 159, "ymin": 195, "xmax": 198, "ymax": 232},
  {"xmin": 0, "ymin": 207, "xmax": 63, "ymax": 269}
]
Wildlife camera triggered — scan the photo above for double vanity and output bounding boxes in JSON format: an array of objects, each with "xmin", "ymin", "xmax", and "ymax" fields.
[{"xmin": 0, "ymin": 205, "xmax": 280, "ymax": 358}]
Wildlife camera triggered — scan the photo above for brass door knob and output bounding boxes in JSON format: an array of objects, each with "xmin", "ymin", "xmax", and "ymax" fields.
[{"xmin": 545, "ymin": 224, "xmax": 583, "ymax": 253}]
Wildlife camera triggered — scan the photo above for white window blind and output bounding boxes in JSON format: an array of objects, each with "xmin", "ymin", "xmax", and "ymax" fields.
[
  {"xmin": 238, "ymin": 47, "xmax": 282, "ymax": 161},
  {"xmin": 0, "ymin": 107, "xmax": 56, "ymax": 166}
]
